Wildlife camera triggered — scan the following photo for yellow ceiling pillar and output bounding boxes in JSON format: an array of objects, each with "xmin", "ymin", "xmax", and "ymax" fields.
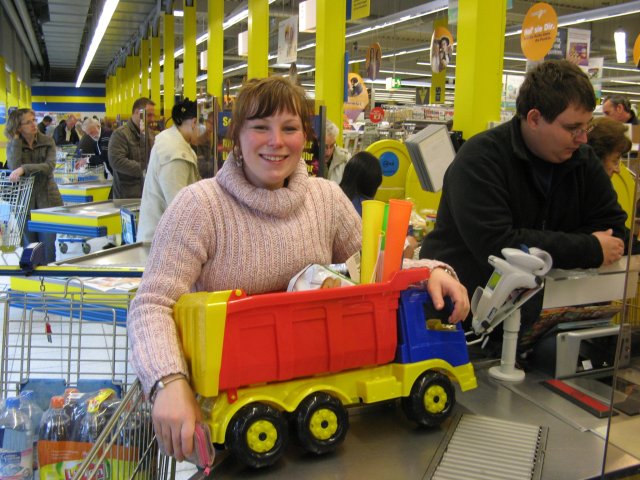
[
  {"xmin": 150, "ymin": 29, "xmax": 161, "ymax": 111},
  {"xmin": 315, "ymin": 0, "xmax": 347, "ymax": 129},
  {"xmin": 141, "ymin": 37, "xmax": 150, "ymax": 98},
  {"xmin": 208, "ymin": 0, "xmax": 223, "ymax": 99},
  {"xmin": 0, "ymin": 57, "xmax": 6, "ymax": 165},
  {"xmin": 247, "ymin": 0, "xmax": 269, "ymax": 79},
  {"xmin": 164, "ymin": 12, "xmax": 176, "ymax": 119},
  {"xmin": 183, "ymin": 0, "xmax": 197, "ymax": 100},
  {"xmin": 454, "ymin": 0, "xmax": 507, "ymax": 139},
  {"xmin": 9, "ymin": 71, "xmax": 18, "ymax": 109},
  {"xmin": 116, "ymin": 65, "xmax": 125, "ymax": 118},
  {"xmin": 123, "ymin": 55, "xmax": 132, "ymax": 114},
  {"xmin": 132, "ymin": 54, "xmax": 141, "ymax": 99}
]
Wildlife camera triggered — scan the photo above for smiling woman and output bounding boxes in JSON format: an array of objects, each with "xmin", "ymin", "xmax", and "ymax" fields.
[{"xmin": 126, "ymin": 75, "xmax": 468, "ymax": 464}]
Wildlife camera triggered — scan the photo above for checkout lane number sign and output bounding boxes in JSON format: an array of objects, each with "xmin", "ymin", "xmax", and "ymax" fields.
[{"xmin": 380, "ymin": 152, "xmax": 399, "ymax": 177}]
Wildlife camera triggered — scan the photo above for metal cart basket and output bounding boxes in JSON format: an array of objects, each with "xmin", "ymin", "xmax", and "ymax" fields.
[
  {"xmin": 0, "ymin": 275, "xmax": 175, "ymax": 479},
  {"xmin": 0, "ymin": 171, "xmax": 34, "ymax": 259}
]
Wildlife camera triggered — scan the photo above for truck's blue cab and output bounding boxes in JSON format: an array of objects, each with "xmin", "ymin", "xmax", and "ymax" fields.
[{"xmin": 395, "ymin": 289, "xmax": 470, "ymax": 366}]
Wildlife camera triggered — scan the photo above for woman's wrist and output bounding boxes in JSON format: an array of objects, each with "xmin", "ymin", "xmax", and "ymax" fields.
[{"xmin": 150, "ymin": 373, "xmax": 188, "ymax": 404}]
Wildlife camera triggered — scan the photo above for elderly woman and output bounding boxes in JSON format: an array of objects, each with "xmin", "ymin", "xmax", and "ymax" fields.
[
  {"xmin": 587, "ymin": 116, "xmax": 638, "ymax": 253},
  {"xmin": 587, "ymin": 116, "xmax": 632, "ymax": 177},
  {"xmin": 4, "ymin": 108, "xmax": 62, "ymax": 263},
  {"xmin": 127, "ymin": 76, "xmax": 469, "ymax": 462}
]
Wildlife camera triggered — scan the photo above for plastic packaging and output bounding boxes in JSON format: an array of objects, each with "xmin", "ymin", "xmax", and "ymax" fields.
[
  {"xmin": 20, "ymin": 390, "xmax": 43, "ymax": 478},
  {"xmin": 187, "ymin": 422, "xmax": 215, "ymax": 475},
  {"xmin": 39, "ymin": 396, "xmax": 71, "ymax": 442},
  {"xmin": 76, "ymin": 389, "xmax": 117, "ymax": 443},
  {"xmin": 0, "ymin": 397, "xmax": 33, "ymax": 479}
]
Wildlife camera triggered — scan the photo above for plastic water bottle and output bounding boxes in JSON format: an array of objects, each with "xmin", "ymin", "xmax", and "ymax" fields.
[
  {"xmin": 20, "ymin": 391, "xmax": 43, "ymax": 479},
  {"xmin": 0, "ymin": 396, "xmax": 33, "ymax": 479},
  {"xmin": 39, "ymin": 396, "xmax": 70, "ymax": 442}
]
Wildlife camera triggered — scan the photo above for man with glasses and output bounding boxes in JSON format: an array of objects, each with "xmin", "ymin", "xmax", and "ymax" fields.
[{"xmin": 420, "ymin": 59, "xmax": 626, "ymax": 338}]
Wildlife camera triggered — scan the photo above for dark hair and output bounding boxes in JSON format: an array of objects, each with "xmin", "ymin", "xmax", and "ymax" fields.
[
  {"xmin": 131, "ymin": 97, "xmax": 155, "ymax": 114},
  {"xmin": 339, "ymin": 152, "xmax": 382, "ymax": 200},
  {"xmin": 603, "ymin": 94, "xmax": 632, "ymax": 114},
  {"xmin": 228, "ymin": 76, "xmax": 313, "ymax": 156},
  {"xmin": 516, "ymin": 60, "xmax": 596, "ymax": 122},
  {"xmin": 587, "ymin": 116, "xmax": 632, "ymax": 160},
  {"xmin": 43, "ymin": 115, "xmax": 52, "ymax": 123},
  {"xmin": 171, "ymin": 98, "xmax": 198, "ymax": 126}
]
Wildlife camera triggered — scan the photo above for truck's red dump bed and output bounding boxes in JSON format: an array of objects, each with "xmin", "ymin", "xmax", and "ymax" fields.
[{"xmin": 218, "ymin": 268, "xmax": 429, "ymax": 390}]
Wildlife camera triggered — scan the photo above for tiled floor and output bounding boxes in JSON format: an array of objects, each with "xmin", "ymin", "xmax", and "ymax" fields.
[{"xmin": 0, "ymin": 242, "xmax": 199, "ymax": 479}]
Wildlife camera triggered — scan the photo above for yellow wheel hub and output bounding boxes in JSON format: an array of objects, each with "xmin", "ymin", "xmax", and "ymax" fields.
[
  {"xmin": 423, "ymin": 384, "xmax": 447, "ymax": 414},
  {"xmin": 309, "ymin": 408, "xmax": 338, "ymax": 440},
  {"xmin": 246, "ymin": 419, "xmax": 278, "ymax": 453}
]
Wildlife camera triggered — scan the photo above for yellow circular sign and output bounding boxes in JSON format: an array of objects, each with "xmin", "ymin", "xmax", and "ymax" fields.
[
  {"xmin": 521, "ymin": 2, "xmax": 558, "ymax": 61},
  {"xmin": 634, "ymin": 33, "xmax": 640, "ymax": 69}
]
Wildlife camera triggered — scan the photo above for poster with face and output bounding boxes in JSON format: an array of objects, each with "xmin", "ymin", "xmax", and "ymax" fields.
[
  {"xmin": 430, "ymin": 26, "xmax": 454, "ymax": 74},
  {"xmin": 344, "ymin": 72, "xmax": 369, "ymax": 121}
]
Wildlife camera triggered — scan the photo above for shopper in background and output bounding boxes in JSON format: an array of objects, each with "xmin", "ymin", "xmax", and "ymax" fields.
[
  {"xmin": 137, "ymin": 98, "xmax": 201, "ymax": 243},
  {"xmin": 4, "ymin": 108, "xmax": 63, "ymax": 263},
  {"xmin": 53, "ymin": 114, "xmax": 79, "ymax": 146},
  {"xmin": 108, "ymin": 97, "xmax": 155, "ymax": 199},
  {"xmin": 192, "ymin": 113, "xmax": 216, "ymax": 179},
  {"xmin": 587, "ymin": 116, "xmax": 639, "ymax": 254},
  {"xmin": 128, "ymin": 76, "xmax": 468, "ymax": 462},
  {"xmin": 339, "ymin": 151, "xmax": 382, "ymax": 216},
  {"xmin": 78, "ymin": 117, "xmax": 113, "ymax": 178},
  {"xmin": 324, "ymin": 120, "xmax": 350, "ymax": 184},
  {"xmin": 37, "ymin": 115, "xmax": 52, "ymax": 135},
  {"xmin": 602, "ymin": 94, "xmax": 639, "ymax": 125},
  {"xmin": 587, "ymin": 116, "xmax": 632, "ymax": 177},
  {"xmin": 420, "ymin": 59, "xmax": 626, "ymax": 336}
]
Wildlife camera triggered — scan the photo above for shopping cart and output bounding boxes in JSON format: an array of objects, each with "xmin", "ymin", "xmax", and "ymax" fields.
[
  {"xmin": 0, "ymin": 171, "xmax": 35, "ymax": 261},
  {"xmin": 0, "ymin": 272, "xmax": 176, "ymax": 479}
]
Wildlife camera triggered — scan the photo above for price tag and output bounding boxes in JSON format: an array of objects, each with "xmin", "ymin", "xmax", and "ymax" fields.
[{"xmin": 369, "ymin": 107, "xmax": 385, "ymax": 123}]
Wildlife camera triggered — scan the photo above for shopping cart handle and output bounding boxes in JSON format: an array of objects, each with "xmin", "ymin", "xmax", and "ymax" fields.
[{"xmin": 20, "ymin": 242, "xmax": 46, "ymax": 274}]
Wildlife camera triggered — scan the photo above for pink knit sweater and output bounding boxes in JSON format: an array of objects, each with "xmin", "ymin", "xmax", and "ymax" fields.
[{"xmin": 128, "ymin": 158, "xmax": 451, "ymax": 396}]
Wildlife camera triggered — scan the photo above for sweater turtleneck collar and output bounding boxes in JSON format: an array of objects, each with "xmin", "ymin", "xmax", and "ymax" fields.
[{"xmin": 216, "ymin": 153, "xmax": 309, "ymax": 218}]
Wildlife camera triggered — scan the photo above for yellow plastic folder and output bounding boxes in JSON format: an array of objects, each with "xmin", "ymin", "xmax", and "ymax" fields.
[{"xmin": 361, "ymin": 200, "xmax": 386, "ymax": 284}]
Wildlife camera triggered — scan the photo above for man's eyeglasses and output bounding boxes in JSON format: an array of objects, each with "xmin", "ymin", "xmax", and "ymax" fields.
[
  {"xmin": 20, "ymin": 119, "xmax": 36, "ymax": 126},
  {"xmin": 563, "ymin": 123, "xmax": 595, "ymax": 139}
]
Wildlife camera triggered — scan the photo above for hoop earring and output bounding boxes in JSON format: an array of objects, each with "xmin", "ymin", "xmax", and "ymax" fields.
[{"xmin": 234, "ymin": 149, "xmax": 243, "ymax": 167}]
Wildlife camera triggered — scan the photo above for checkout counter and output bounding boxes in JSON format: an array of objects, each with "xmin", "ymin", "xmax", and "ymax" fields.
[
  {"xmin": 16, "ymin": 243, "xmax": 636, "ymax": 479},
  {"xmin": 199, "ymin": 255, "xmax": 640, "ymax": 479}
]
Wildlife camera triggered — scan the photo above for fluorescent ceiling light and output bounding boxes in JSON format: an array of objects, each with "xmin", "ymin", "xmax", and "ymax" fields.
[
  {"xmin": 614, "ymin": 30, "xmax": 627, "ymax": 63},
  {"xmin": 224, "ymin": 0, "xmax": 277, "ymax": 29},
  {"xmin": 77, "ymin": 0, "xmax": 119, "ymax": 87},
  {"xmin": 174, "ymin": 10, "xmax": 184, "ymax": 17}
]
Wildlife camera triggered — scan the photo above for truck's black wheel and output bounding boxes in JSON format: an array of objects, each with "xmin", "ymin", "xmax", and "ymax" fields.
[
  {"xmin": 401, "ymin": 371, "xmax": 455, "ymax": 427},
  {"xmin": 292, "ymin": 392, "xmax": 349, "ymax": 455},
  {"xmin": 226, "ymin": 403, "xmax": 288, "ymax": 468},
  {"xmin": 59, "ymin": 242, "xmax": 68, "ymax": 253}
]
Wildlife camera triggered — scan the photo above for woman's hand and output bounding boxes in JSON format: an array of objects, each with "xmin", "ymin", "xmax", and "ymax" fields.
[
  {"xmin": 426, "ymin": 267, "xmax": 469, "ymax": 324},
  {"xmin": 151, "ymin": 378, "xmax": 202, "ymax": 461},
  {"xmin": 9, "ymin": 167, "xmax": 25, "ymax": 183}
]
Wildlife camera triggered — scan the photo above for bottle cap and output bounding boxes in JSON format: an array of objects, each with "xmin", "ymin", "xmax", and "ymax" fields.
[
  {"xmin": 51, "ymin": 396, "xmax": 65, "ymax": 409},
  {"xmin": 5, "ymin": 397, "xmax": 20, "ymax": 408}
]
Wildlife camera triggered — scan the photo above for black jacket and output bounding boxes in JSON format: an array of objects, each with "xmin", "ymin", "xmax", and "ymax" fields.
[
  {"xmin": 78, "ymin": 130, "xmax": 113, "ymax": 175},
  {"xmin": 421, "ymin": 117, "xmax": 627, "ymax": 308},
  {"xmin": 53, "ymin": 121, "xmax": 79, "ymax": 145}
]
